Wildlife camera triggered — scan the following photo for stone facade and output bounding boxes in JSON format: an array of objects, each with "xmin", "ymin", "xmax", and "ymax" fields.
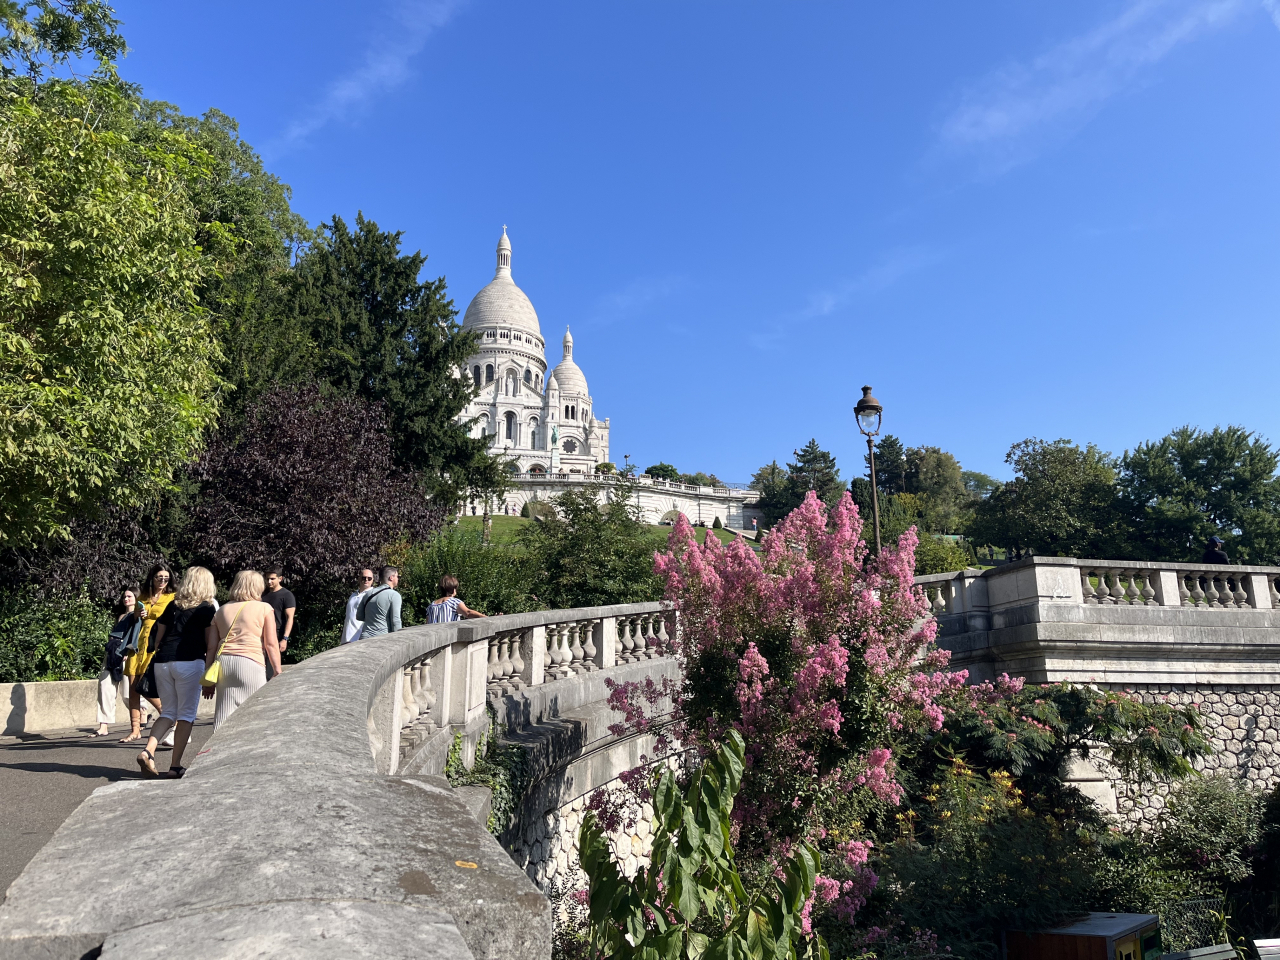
[{"xmin": 1109, "ymin": 683, "xmax": 1280, "ymax": 824}]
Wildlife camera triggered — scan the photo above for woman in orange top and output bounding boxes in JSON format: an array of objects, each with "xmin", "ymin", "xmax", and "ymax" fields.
[
  {"xmin": 203, "ymin": 569, "xmax": 281, "ymax": 730},
  {"xmin": 120, "ymin": 563, "xmax": 174, "ymax": 742}
]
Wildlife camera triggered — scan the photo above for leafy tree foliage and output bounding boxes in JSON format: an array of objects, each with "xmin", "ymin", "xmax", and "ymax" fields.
[
  {"xmin": 186, "ymin": 383, "xmax": 442, "ymax": 589},
  {"xmin": 913, "ymin": 535, "xmax": 970, "ymax": 576},
  {"xmin": 904, "ymin": 446, "xmax": 967, "ymax": 534},
  {"xmin": 968, "ymin": 439, "xmax": 1125, "ymax": 557},
  {"xmin": 0, "ymin": 80, "xmax": 222, "ymax": 547},
  {"xmin": 1120, "ymin": 425, "xmax": 1280, "ymax": 564},
  {"xmin": 962, "ymin": 470, "xmax": 1000, "ymax": 499},
  {"xmin": 520, "ymin": 476, "xmax": 663, "ymax": 609},
  {"xmin": 391, "ymin": 525, "xmax": 538, "ymax": 621},
  {"xmin": 580, "ymin": 731, "xmax": 829, "ymax": 960},
  {"xmin": 0, "ymin": 0, "xmax": 124, "ymax": 79},
  {"xmin": 288, "ymin": 213, "xmax": 484, "ymax": 489},
  {"xmin": 752, "ymin": 459, "xmax": 791, "ymax": 526},
  {"xmin": 0, "ymin": 587, "xmax": 110, "ymax": 682},
  {"xmin": 645, "ymin": 461, "xmax": 680, "ymax": 482}
]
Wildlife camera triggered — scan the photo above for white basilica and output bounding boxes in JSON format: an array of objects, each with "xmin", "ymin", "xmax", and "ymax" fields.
[{"xmin": 458, "ymin": 228, "xmax": 611, "ymax": 474}]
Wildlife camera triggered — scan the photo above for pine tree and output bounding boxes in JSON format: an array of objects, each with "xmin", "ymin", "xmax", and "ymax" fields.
[
  {"xmin": 288, "ymin": 213, "xmax": 485, "ymax": 492},
  {"xmin": 787, "ymin": 439, "xmax": 844, "ymax": 508},
  {"xmin": 867, "ymin": 434, "xmax": 907, "ymax": 495}
]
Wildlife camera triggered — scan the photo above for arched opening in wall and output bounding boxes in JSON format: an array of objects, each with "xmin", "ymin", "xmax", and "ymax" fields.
[
  {"xmin": 505, "ymin": 411, "xmax": 516, "ymax": 442},
  {"xmin": 505, "ymin": 461, "xmax": 520, "ymax": 474},
  {"xmin": 477, "ymin": 414, "xmax": 489, "ymax": 438},
  {"xmin": 563, "ymin": 439, "xmax": 578, "ymax": 454},
  {"xmin": 570, "ymin": 405, "xmax": 576, "ymax": 420},
  {"xmin": 523, "ymin": 369, "xmax": 532, "ymax": 385},
  {"xmin": 660, "ymin": 509, "xmax": 687, "ymax": 526},
  {"xmin": 564, "ymin": 404, "xmax": 570, "ymax": 419},
  {"xmin": 485, "ymin": 364, "xmax": 494, "ymax": 383},
  {"xmin": 472, "ymin": 365, "xmax": 481, "ymax": 388},
  {"xmin": 528, "ymin": 463, "xmax": 546, "ymax": 475},
  {"xmin": 528, "ymin": 417, "xmax": 539, "ymax": 448}
]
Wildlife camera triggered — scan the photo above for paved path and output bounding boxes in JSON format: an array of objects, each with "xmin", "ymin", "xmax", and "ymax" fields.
[{"xmin": 0, "ymin": 719, "xmax": 214, "ymax": 896}]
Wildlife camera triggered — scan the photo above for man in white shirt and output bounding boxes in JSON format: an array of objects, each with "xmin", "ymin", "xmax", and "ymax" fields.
[{"xmin": 342, "ymin": 568, "xmax": 375, "ymax": 643}]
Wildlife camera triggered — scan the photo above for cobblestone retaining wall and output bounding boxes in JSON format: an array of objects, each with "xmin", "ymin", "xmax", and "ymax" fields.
[{"xmin": 1110, "ymin": 684, "xmax": 1280, "ymax": 823}]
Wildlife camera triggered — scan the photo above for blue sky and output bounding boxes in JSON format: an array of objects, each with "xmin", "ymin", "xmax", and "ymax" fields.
[{"xmin": 113, "ymin": 1, "xmax": 1280, "ymax": 483}]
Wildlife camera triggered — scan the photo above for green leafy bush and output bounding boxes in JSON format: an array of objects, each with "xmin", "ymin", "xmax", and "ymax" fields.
[
  {"xmin": 391, "ymin": 525, "xmax": 539, "ymax": 620},
  {"xmin": 0, "ymin": 588, "xmax": 112, "ymax": 682},
  {"xmin": 913, "ymin": 535, "xmax": 970, "ymax": 575},
  {"xmin": 579, "ymin": 731, "xmax": 829, "ymax": 960},
  {"xmin": 444, "ymin": 711, "xmax": 528, "ymax": 834}
]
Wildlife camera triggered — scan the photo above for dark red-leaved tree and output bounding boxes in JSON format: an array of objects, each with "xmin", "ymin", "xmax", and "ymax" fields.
[{"xmin": 188, "ymin": 383, "xmax": 442, "ymax": 586}]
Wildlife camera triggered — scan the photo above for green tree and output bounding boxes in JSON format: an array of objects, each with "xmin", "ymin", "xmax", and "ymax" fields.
[
  {"xmin": 868, "ymin": 434, "xmax": 907, "ymax": 495},
  {"xmin": 645, "ymin": 461, "xmax": 680, "ymax": 482},
  {"xmin": 968, "ymin": 439, "xmax": 1125, "ymax": 558},
  {"xmin": 0, "ymin": 0, "xmax": 124, "ymax": 79},
  {"xmin": 520, "ymin": 475, "xmax": 662, "ymax": 608},
  {"xmin": 751, "ymin": 459, "xmax": 793, "ymax": 526},
  {"xmin": 0, "ymin": 80, "xmax": 223, "ymax": 547},
  {"xmin": 1120, "ymin": 425, "xmax": 1280, "ymax": 564},
  {"xmin": 905, "ymin": 445, "xmax": 967, "ymax": 534},
  {"xmin": 962, "ymin": 470, "xmax": 1000, "ymax": 499},
  {"xmin": 289, "ymin": 213, "xmax": 484, "ymax": 489},
  {"xmin": 787, "ymin": 439, "xmax": 843, "ymax": 508}
]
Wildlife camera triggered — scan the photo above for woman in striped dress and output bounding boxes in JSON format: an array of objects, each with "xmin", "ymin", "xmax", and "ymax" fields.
[{"xmin": 427, "ymin": 575, "xmax": 487, "ymax": 623}]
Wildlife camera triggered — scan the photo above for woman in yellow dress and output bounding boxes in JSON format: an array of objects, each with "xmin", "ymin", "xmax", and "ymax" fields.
[{"xmin": 120, "ymin": 563, "xmax": 174, "ymax": 743}]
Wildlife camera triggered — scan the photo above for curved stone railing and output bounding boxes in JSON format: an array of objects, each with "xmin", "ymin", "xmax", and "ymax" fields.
[{"xmin": 0, "ymin": 602, "xmax": 677, "ymax": 960}]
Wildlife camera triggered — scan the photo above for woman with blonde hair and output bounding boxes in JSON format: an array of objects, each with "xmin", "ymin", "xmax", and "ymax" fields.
[
  {"xmin": 137, "ymin": 566, "xmax": 218, "ymax": 779},
  {"xmin": 120, "ymin": 562, "xmax": 174, "ymax": 742},
  {"xmin": 202, "ymin": 569, "xmax": 281, "ymax": 729}
]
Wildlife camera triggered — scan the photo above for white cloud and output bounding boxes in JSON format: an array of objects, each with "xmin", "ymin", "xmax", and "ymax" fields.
[
  {"xmin": 748, "ymin": 246, "xmax": 943, "ymax": 352},
  {"xmin": 266, "ymin": 0, "xmax": 462, "ymax": 157},
  {"xmin": 938, "ymin": 0, "xmax": 1262, "ymax": 172},
  {"xmin": 588, "ymin": 275, "xmax": 686, "ymax": 325}
]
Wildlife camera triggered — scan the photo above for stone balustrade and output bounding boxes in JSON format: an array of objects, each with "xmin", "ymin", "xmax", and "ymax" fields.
[{"xmin": 0, "ymin": 601, "xmax": 677, "ymax": 960}]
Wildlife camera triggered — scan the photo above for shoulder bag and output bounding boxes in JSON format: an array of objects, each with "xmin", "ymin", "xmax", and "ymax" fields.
[{"xmin": 202, "ymin": 603, "xmax": 248, "ymax": 688}]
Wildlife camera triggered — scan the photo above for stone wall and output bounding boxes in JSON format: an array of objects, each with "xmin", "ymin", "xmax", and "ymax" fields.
[{"xmin": 1109, "ymin": 683, "xmax": 1280, "ymax": 823}]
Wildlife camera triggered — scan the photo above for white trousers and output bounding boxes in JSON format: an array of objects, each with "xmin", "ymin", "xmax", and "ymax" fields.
[
  {"xmin": 154, "ymin": 660, "xmax": 205, "ymax": 723},
  {"xmin": 96, "ymin": 669, "xmax": 127, "ymax": 725},
  {"xmin": 213, "ymin": 655, "xmax": 266, "ymax": 730}
]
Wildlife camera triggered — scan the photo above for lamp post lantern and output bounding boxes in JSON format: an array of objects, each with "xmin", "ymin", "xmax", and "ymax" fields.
[{"xmin": 855, "ymin": 385, "xmax": 884, "ymax": 554}]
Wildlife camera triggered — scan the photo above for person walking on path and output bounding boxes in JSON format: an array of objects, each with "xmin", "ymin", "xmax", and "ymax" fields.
[
  {"xmin": 92, "ymin": 586, "xmax": 142, "ymax": 737},
  {"xmin": 1202, "ymin": 536, "xmax": 1230, "ymax": 565},
  {"xmin": 426, "ymin": 575, "xmax": 487, "ymax": 624},
  {"xmin": 137, "ymin": 567, "xmax": 218, "ymax": 779},
  {"xmin": 357, "ymin": 566, "xmax": 402, "ymax": 638},
  {"xmin": 120, "ymin": 564, "xmax": 174, "ymax": 743},
  {"xmin": 342, "ymin": 568, "xmax": 374, "ymax": 643},
  {"xmin": 263, "ymin": 564, "xmax": 296, "ymax": 676},
  {"xmin": 202, "ymin": 570, "xmax": 281, "ymax": 730}
]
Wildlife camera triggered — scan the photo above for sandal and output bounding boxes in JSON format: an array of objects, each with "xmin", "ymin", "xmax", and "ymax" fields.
[
  {"xmin": 119, "ymin": 732, "xmax": 141, "ymax": 743},
  {"xmin": 162, "ymin": 766, "xmax": 186, "ymax": 779},
  {"xmin": 137, "ymin": 750, "xmax": 158, "ymax": 778}
]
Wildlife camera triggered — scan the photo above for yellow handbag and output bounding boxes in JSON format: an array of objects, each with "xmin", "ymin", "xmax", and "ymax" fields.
[{"xmin": 202, "ymin": 603, "xmax": 247, "ymax": 688}]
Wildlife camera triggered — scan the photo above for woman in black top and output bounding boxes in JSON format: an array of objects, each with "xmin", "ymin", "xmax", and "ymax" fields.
[
  {"xmin": 137, "ymin": 566, "xmax": 218, "ymax": 779},
  {"xmin": 92, "ymin": 585, "xmax": 142, "ymax": 737}
]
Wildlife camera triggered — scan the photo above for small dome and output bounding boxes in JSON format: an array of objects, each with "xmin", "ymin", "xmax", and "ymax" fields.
[
  {"xmin": 552, "ymin": 325, "xmax": 588, "ymax": 396},
  {"xmin": 461, "ymin": 227, "xmax": 543, "ymax": 342}
]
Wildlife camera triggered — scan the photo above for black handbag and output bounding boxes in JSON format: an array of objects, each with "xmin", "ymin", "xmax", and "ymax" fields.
[{"xmin": 136, "ymin": 662, "xmax": 158, "ymax": 699}]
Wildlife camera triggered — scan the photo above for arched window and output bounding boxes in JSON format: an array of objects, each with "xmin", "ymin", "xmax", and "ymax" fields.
[
  {"xmin": 523, "ymin": 369, "xmax": 532, "ymax": 385},
  {"xmin": 528, "ymin": 417, "xmax": 539, "ymax": 448},
  {"xmin": 472, "ymin": 366, "xmax": 481, "ymax": 388},
  {"xmin": 485, "ymin": 364, "xmax": 494, "ymax": 384},
  {"xmin": 564, "ymin": 404, "xmax": 570, "ymax": 419},
  {"xmin": 505, "ymin": 411, "xmax": 516, "ymax": 442},
  {"xmin": 570, "ymin": 405, "xmax": 576, "ymax": 420},
  {"xmin": 477, "ymin": 413, "xmax": 489, "ymax": 438}
]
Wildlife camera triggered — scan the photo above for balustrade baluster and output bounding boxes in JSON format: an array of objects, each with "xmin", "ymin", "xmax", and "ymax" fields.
[
  {"xmin": 568, "ymin": 623, "xmax": 585, "ymax": 674},
  {"xmin": 656, "ymin": 614, "xmax": 672, "ymax": 655},
  {"xmin": 631, "ymin": 616, "xmax": 648, "ymax": 660},
  {"xmin": 408, "ymin": 662, "xmax": 424, "ymax": 724},
  {"xmin": 1204, "ymin": 574, "xmax": 1220, "ymax": 607},
  {"xmin": 582, "ymin": 621, "xmax": 597, "ymax": 670},
  {"xmin": 497, "ymin": 635, "xmax": 514, "ymax": 690},
  {"xmin": 559, "ymin": 624, "xmax": 575, "ymax": 679},
  {"xmin": 422, "ymin": 657, "xmax": 437, "ymax": 729},
  {"xmin": 510, "ymin": 631, "xmax": 526, "ymax": 687},
  {"xmin": 619, "ymin": 617, "xmax": 636, "ymax": 663},
  {"xmin": 544, "ymin": 625, "xmax": 561, "ymax": 678},
  {"xmin": 1232, "ymin": 576, "xmax": 1249, "ymax": 608},
  {"xmin": 1178, "ymin": 572, "xmax": 1191, "ymax": 606},
  {"xmin": 1271, "ymin": 575, "xmax": 1280, "ymax": 608},
  {"xmin": 400, "ymin": 667, "xmax": 417, "ymax": 728},
  {"xmin": 1189, "ymin": 573, "xmax": 1205, "ymax": 606},
  {"xmin": 486, "ymin": 636, "xmax": 501, "ymax": 688},
  {"xmin": 1094, "ymin": 569, "xmax": 1111, "ymax": 604},
  {"xmin": 613, "ymin": 619, "xmax": 626, "ymax": 661},
  {"xmin": 1106, "ymin": 570, "xmax": 1125, "ymax": 605},
  {"xmin": 1123, "ymin": 570, "xmax": 1141, "ymax": 604},
  {"xmin": 645, "ymin": 614, "xmax": 661, "ymax": 659},
  {"xmin": 1082, "ymin": 570, "xmax": 1097, "ymax": 604},
  {"xmin": 1140, "ymin": 572, "xmax": 1157, "ymax": 605}
]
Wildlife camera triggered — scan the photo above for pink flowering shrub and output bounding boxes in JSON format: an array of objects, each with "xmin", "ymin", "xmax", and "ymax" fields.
[{"xmin": 653, "ymin": 490, "xmax": 969, "ymax": 854}]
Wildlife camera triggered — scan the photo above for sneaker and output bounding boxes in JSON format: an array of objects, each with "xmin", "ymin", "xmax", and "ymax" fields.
[{"xmin": 160, "ymin": 729, "xmax": 175, "ymax": 747}]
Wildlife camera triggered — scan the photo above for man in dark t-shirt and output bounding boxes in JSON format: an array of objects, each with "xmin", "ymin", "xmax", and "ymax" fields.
[
  {"xmin": 263, "ymin": 564, "xmax": 296, "ymax": 675},
  {"xmin": 1202, "ymin": 536, "xmax": 1230, "ymax": 565}
]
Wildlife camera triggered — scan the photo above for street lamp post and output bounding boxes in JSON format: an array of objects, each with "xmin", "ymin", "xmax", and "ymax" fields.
[{"xmin": 855, "ymin": 385, "xmax": 884, "ymax": 554}]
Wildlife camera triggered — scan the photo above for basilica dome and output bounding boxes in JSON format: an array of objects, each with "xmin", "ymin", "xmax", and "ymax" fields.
[
  {"xmin": 460, "ymin": 227, "xmax": 543, "ymax": 344},
  {"xmin": 552, "ymin": 327, "xmax": 588, "ymax": 396}
]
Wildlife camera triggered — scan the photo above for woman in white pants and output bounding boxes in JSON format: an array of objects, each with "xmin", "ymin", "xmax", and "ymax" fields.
[
  {"xmin": 137, "ymin": 567, "xmax": 218, "ymax": 779},
  {"xmin": 203, "ymin": 570, "xmax": 281, "ymax": 730},
  {"xmin": 92, "ymin": 586, "xmax": 142, "ymax": 736}
]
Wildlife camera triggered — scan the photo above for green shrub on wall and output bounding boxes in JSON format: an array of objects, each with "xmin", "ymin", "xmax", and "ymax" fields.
[
  {"xmin": 391, "ymin": 526, "xmax": 540, "ymax": 621},
  {"xmin": 0, "ymin": 589, "xmax": 112, "ymax": 683},
  {"xmin": 444, "ymin": 712, "xmax": 529, "ymax": 834}
]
